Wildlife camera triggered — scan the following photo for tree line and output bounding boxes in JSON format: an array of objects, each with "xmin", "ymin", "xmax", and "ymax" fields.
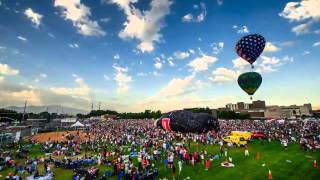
[
  {"xmin": 76, "ymin": 109, "xmax": 162, "ymax": 119},
  {"xmin": 0, "ymin": 109, "xmax": 71, "ymax": 122}
]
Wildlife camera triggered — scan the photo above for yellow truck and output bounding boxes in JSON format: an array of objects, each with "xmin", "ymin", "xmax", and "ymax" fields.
[
  {"xmin": 222, "ymin": 135, "xmax": 247, "ymax": 147},
  {"xmin": 230, "ymin": 131, "xmax": 252, "ymax": 141}
]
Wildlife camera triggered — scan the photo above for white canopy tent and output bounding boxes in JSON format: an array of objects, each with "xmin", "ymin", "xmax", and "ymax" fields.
[{"xmin": 70, "ymin": 121, "xmax": 84, "ymax": 128}]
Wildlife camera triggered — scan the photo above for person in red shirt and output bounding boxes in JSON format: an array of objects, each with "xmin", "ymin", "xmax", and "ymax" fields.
[{"xmin": 205, "ymin": 159, "xmax": 210, "ymax": 171}]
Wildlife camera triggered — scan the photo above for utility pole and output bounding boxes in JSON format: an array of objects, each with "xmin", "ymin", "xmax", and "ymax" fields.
[
  {"xmin": 91, "ymin": 101, "xmax": 94, "ymax": 111},
  {"xmin": 98, "ymin": 102, "xmax": 101, "ymax": 111},
  {"xmin": 22, "ymin": 100, "xmax": 27, "ymax": 122}
]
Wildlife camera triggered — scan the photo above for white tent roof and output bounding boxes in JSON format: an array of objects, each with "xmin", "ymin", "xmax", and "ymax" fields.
[{"xmin": 70, "ymin": 121, "xmax": 84, "ymax": 127}]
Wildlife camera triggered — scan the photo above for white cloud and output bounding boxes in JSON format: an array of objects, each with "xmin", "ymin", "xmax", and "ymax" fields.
[
  {"xmin": 113, "ymin": 64, "xmax": 132, "ymax": 93},
  {"xmin": 12, "ymin": 90, "xmax": 41, "ymax": 105},
  {"xmin": 279, "ymin": 0, "xmax": 320, "ymax": 35},
  {"xmin": 113, "ymin": 54, "xmax": 120, "ymax": 60},
  {"xmin": 196, "ymin": 11, "xmax": 206, "ymax": 23},
  {"xmin": 153, "ymin": 71, "xmax": 160, "ymax": 76},
  {"xmin": 211, "ymin": 42, "xmax": 224, "ymax": 54},
  {"xmin": 188, "ymin": 55, "xmax": 218, "ymax": 72},
  {"xmin": 69, "ymin": 43, "xmax": 79, "ymax": 48},
  {"xmin": 100, "ymin": 17, "xmax": 111, "ymax": 23},
  {"xmin": 137, "ymin": 42, "xmax": 154, "ymax": 53},
  {"xmin": 109, "ymin": 0, "xmax": 172, "ymax": 53},
  {"xmin": 0, "ymin": 63, "xmax": 19, "ymax": 76},
  {"xmin": 136, "ymin": 75, "xmax": 232, "ymax": 112},
  {"xmin": 279, "ymin": 0, "xmax": 320, "ymax": 21},
  {"xmin": 50, "ymin": 74, "xmax": 90, "ymax": 98},
  {"xmin": 168, "ymin": 60, "xmax": 175, "ymax": 67},
  {"xmin": 40, "ymin": 73, "xmax": 47, "ymax": 78},
  {"xmin": 182, "ymin": 3, "xmax": 206, "ymax": 23},
  {"xmin": 217, "ymin": 0, "xmax": 224, "ymax": 5},
  {"xmin": 138, "ymin": 94, "xmax": 234, "ymax": 112},
  {"xmin": 232, "ymin": 57, "xmax": 250, "ymax": 69},
  {"xmin": 48, "ymin": 33, "xmax": 55, "ymax": 38},
  {"xmin": 280, "ymin": 41, "xmax": 295, "ymax": 46},
  {"xmin": 174, "ymin": 51, "xmax": 190, "ymax": 59},
  {"xmin": 189, "ymin": 49, "xmax": 195, "ymax": 54},
  {"xmin": 257, "ymin": 64, "xmax": 277, "ymax": 73},
  {"xmin": 260, "ymin": 56, "xmax": 280, "ymax": 65},
  {"xmin": 313, "ymin": 41, "xmax": 320, "ymax": 47},
  {"xmin": 112, "ymin": 64, "xmax": 128, "ymax": 72},
  {"xmin": 154, "ymin": 62, "xmax": 162, "ymax": 69},
  {"xmin": 210, "ymin": 67, "xmax": 239, "ymax": 83},
  {"xmin": 103, "ymin": 74, "xmax": 110, "ymax": 80},
  {"xmin": 0, "ymin": 46, "xmax": 6, "ymax": 51},
  {"xmin": 54, "ymin": 0, "xmax": 105, "ymax": 37},
  {"xmin": 0, "ymin": 80, "xmax": 90, "ymax": 110},
  {"xmin": 282, "ymin": 56, "xmax": 294, "ymax": 63},
  {"xmin": 256, "ymin": 56, "xmax": 294, "ymax": 73},
  {"xmin": 137, "ymin": 72, "xmax": 147, "ymax": 77},
  {"xmin": 292, "ymin": 22, "xmax": 312, "ymax": 35},
  {"xmin": 17, "ymin": 36, "xmax": 27, "ymax": 41},
  {"xmin": 302, "ymin": 50, "xmax": 310, "ymax": 55},
  {"xmin": 157, "ymin": 75, "xmax": 195, "ymax": 98},
  {"xmin": 182, "ymin": 14, "xmax": 193, "ymax": 22},
  {"xmin": 24, "ymin": 8, "xmax": 43, "ymax": 28},
  {"xmin": 264, "ymin": 42, "xmax": 281, "ymax": 53},
  {"xmin": 237, "ymin": 25, "xmax": 249, "ymax": 34},
  {"xmin": 35, "ymin": 73, "xmax": 47, "ymax": 82}
]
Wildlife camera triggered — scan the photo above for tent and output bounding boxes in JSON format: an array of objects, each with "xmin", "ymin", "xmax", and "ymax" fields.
[{"xmin": 70, "ymin": 121, "xmax": 84, "ymax": 128}]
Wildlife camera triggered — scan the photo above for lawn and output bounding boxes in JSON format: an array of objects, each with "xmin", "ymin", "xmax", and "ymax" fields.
[{"xmin": 0, "ymin": 141, "xmax": 319, "ymax": 180}]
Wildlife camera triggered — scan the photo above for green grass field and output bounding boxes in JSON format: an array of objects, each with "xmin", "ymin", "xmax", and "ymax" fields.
[{"xmin": 1, "ymin": 141, "xmax": 319, "ymax": 180}]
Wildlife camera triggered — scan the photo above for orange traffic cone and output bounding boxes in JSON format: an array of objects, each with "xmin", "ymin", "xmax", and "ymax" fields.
[
  {"xmin": 268, "ymin": 170, "xmax": 273, "ymax": 180},
  {"xmin": 313, "ymin": 160, "xmax": 318, "ymax": 169}
]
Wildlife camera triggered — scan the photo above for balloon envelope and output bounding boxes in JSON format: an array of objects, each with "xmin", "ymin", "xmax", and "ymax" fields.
[
  {"xmin": 235, "ymin": 34, "xmax": 266, "ymax": 65},
  {"xmin": 155, "ymin": 110, "xmax": 219, "ymax": 133},
  {"xmin": 238, "ymin": 72, "xmax": 262, "ymax": 95}
]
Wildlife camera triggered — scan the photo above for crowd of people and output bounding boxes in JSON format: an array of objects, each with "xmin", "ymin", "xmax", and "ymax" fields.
[{"xmin": 0, "ymin": 118, "xmax": 319, "ymax": 179}]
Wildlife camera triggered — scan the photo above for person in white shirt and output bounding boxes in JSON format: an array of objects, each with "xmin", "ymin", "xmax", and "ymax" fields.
[{"xmin": 178, "ymin": 160, "xmax": 183, "ymax": 174}]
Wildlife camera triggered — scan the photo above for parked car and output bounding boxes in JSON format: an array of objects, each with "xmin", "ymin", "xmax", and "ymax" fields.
[{"xmin": 252, "ymin": 131, "xmax": 267, "ymax": 139}]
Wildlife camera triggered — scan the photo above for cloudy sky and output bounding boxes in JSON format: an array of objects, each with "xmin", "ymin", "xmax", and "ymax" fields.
[{"xmin": 0, "ymin": 0, "xmax": 319, "ymax": 112}]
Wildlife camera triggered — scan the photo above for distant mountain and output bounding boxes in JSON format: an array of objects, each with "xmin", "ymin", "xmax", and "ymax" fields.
[{"xmin": 4, "ymin": 105, "xmax": 88, "ymax": 115}]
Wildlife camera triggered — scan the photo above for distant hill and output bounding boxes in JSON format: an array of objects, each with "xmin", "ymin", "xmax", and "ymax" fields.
[{"xmin": 4, "ymin": 105, "xmax": 88, "ymax": 115}]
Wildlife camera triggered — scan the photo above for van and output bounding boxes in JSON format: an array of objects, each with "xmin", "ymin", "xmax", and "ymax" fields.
[
  {"xmin": 230, "ymin": 131, "xmax": 252, "ymax": 140},
  {"xmin": 222, "ymin": 136, "xmax": 247, "ymax": 147}
]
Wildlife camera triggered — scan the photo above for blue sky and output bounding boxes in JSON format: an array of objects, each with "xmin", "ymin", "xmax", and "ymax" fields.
[{"xmin": 0, "ymin": 0, "xmax": 319, "ymax": 112}]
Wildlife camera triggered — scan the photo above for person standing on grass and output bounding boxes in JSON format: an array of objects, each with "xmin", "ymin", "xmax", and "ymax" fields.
[
  {"xmin": 205, "ymin": 159, "xmax": 210, "ymax": 171},
  {"xmin": 220, "ymin": 145, "xmax": 224, "ymax": 157},
  {"xmin": 224, "ymin": 147, "xmax": 228, "ymax": 157},
  {"xmin": 178, "ymin": 160, "xmax": 183, "ymax": 175},
  {"xmin": 191, "ymin": 156, "xmax": 195, "ymax": 167},
  {"xmin": 244, "ymin": 145, "xmax": 249, "ymax": 157},
  {"xmin": 164, "ymin": 158, "xmax": 168, "ymax": 169},
  {"xmin": 172, "ymin": 164, "xmax": 176, "ymax": 180}
]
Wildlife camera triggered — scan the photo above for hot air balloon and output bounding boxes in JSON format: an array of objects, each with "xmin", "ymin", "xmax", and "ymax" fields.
[
  {"xmin": 154, "ymin": 110, "xmax": 219, "ymax": 133},
  {"xmin": 235, "ymin": 34, "xmax": 266, "ymax": 68},
  {"xmin": 238, "ymin": 72, "xmax": 262, "ymax": 100}
]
